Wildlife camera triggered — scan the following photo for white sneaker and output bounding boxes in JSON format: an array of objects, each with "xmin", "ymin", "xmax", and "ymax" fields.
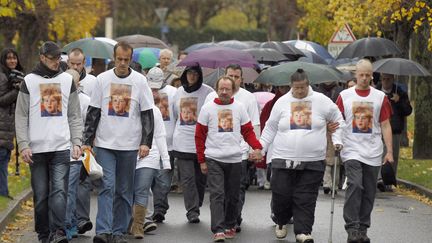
[
  {"xmin": 275, "ymin": 225, "xmax": 287, "ymax": 239},
  {"xmin": 295, "ymin": 233, "xmax": 314, "ymax": 243}
]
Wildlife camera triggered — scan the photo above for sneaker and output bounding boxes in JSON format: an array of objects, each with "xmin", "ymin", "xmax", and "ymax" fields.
[
  {"xmin": 112, "ymin": 234, "xmax": 127, "ymax": 243},
  {"xmin": 143, "ymin": 221, "xmax": 157, "ymax": 233},
  {"xmin": 275, "ymin": 225, "xmax": 287, "ymax": 239},
  {"xmin": 346, "ymin": 230, "xmax": 361, "ymax": 243},
  {"xmin": 153, "ymin": 213, "xmax": 165, "ymax": 223},
  {"xmin": 65, "ymin": 226, "xmax": 78, "ymax": 240},
  {"xmin": 213, "ymin": 232, "xmax": 225, "ymax": 242},
  {"xmin": 49, "ymin": 230, "xmax": 68, "ymax": 243},
  {"xmin": 188, "ymin": 216, "xmax": 200, "ymax": 224},
  {"xmin": 77, "ymin": 220, "xmax": 93, "ymax": 234},
  {"xmin": 93, "ymin": 233, "xmax": 112, "ymax": 243},
  {"xmin": 358, "ymin": 230, "xmax": 370, "ymax": 243},
  {"xmin": 323, "ymin": 187, "xmax": 331, "ymax": 194},
  {"xmin": 295, "ymin": 233, "xmax": 314, "ymax": 243},
  {"xmin": 224, "ymin": 228, "xmax": 236, "ymax": 239}
]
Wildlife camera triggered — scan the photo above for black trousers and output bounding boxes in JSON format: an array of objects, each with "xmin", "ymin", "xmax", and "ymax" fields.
[{"xmin": 271, "ymin": 167, "xmax": 324, "ymax": 235}]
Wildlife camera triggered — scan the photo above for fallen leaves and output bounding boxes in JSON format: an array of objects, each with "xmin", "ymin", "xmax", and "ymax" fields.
[{"xmin": 0, "ymin": 200, "xmax": 34, "ymax": 243}]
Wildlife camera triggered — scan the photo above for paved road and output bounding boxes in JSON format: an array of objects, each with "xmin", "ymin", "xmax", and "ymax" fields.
[{"xmin": 18, "ymin": 188, "xmax": 432, "ymax": 243}]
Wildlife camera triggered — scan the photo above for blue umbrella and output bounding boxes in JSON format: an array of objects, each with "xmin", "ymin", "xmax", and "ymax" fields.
[{"xmin": 284, "ymin": 40, "xmax": 334, "ymax": 63}]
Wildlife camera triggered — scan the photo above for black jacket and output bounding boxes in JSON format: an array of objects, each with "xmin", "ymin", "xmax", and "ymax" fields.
[
  {"xmin": 0, "ymin": 71, "xmax": 18, "ymax": 150},
  {"xmin": 376, "ymin": 83, "xmax": 412, "ymax": 134}
]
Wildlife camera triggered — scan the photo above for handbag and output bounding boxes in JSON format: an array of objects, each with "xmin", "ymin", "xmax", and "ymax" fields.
[{"xmin": 81, "ymin": 150, "xmax": 104, "ymax": 180}]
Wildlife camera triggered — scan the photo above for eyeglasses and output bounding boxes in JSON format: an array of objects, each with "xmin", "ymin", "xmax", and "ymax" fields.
[{"xmin": 44, "ymin": 55, "xmax": 61, "ymax": 61}]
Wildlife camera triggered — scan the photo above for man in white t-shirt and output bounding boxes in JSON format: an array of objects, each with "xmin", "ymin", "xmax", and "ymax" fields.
[
  {"xmin": 64, "ymin": 49, "xmax": 94, "ymax": 238},
  {"xmin": 204, "ymin": 64, "xmax": 260, "ymax": 232},
  {"xmin": 15, "ymin": 41, "xmax": 83, "ymax": 243},
  {"xmin": 196, "ymin": 76, "xmax": 262, "ymax": 242},
  {"xmin": 82, "ymin": 42, "xmax": 154, "ymax": 243},
  {"xmin": 336, "ymin": 59, "xmax": 393, "ymax": 243}
]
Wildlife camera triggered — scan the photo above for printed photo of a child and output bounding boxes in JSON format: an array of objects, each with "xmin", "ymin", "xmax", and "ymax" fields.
[
  {"xmin": 40, "ymin": 83, "xmax": 62, "ymax": 117},
  {"xmin": 290, "ymin": 101, "xmax": 312, "ymax": 130},
  {"xmin": 108, "ymin": 83, "xmax": 132, "ymax": 117},
  {"xmin": 352, "ymin": 102, "xmax": 373, "ymax": 134},
  {"xmin": 180, "ymin": 97, "xmax": 197, "ymax": 125},
  {"xmin": 218, "ymin": 109, "xmax": 233, "ymax": 132}
]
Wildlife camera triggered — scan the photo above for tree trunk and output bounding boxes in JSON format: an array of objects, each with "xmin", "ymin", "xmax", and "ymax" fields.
[{"xmin": 412, "ymin": 28, "xmax": 432, "ymax": 159}]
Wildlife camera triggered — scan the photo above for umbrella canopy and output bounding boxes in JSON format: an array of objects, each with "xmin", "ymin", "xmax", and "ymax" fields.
[
  {"xmin": 202, "ymin": 67, "xmax": 259, "ymax": 87},
  {"xmin": 244, "ymin": 48, "xmax": 289, "ymax": 64},
  {"xmin": 284, "ymin": 40, "xmax": 334, "ymax": 62},
  {"xmin": 217, "ymin": 40, "xmax": 251, "ymax": 50},
  {"xmin": 132, "ymin": 48, "xmax": 159, "ymax": 69},
  {"xmin": 373, "ymin": 58, "xmax": 431, "ymax": 76},
  {"xmin": 177, "ymin": 46, "xmax": 258, "ymax": 68},
  {"xmin": 184, "ymin": 42, "xmax": 217, "ymax": 53},
  {"xmin": 255, "ymin": 61, "xmax": 343, "ymax": 86},
  {"xmin": 116, "ymin": 34, "xmax": 169, "ymax": 49},
  {"xmin": 255, "ymin": 41, "xmax": 304, "ymax": 59},
  {"xmin": 62, "ymin": 38, "xmax": 115, "ymax": 59},
  {"xmin": 298, "ymin": 49, "xmax": 328, "ymax": 64},
  {"xmin": 337, "ymin": 37, "xmax": 402, "ymax": 59},
  {"xmin": 94, "ymin": 37, "xmax": 117, "ymax": 46}
]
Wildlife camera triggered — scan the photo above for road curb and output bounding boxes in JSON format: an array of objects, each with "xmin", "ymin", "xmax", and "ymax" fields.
[
  {"xmin": 0, "ymin": 188, "xmax": 32, "ymax": 233},
  {"xmin": 398, "ymin": 178, "xmax": 432, "ymax": 200}
]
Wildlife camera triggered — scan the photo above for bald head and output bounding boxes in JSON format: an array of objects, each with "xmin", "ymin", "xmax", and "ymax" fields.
[{"xmin": 355, "ymin": 59, "xmax": 373, "ymax": 90}]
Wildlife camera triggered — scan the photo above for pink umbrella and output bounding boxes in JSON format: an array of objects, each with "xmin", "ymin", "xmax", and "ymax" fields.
[{"xmin": 253, "ymin": 91, "xmax": 276, "ymax": 111}]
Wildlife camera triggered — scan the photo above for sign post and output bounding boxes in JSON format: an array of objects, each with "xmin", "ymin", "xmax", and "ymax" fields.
[
  {"xmin": 328, "ymin": 24, "xmax": 356, "ymax": 58},
  {"xmin": 155, "ymin": 7, "xmax": 169, "ymax": 44}
]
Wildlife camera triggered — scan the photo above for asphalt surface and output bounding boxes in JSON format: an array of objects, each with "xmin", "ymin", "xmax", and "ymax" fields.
[{"xmin": 17, "ymin": 188, "xmax": 432, "ymax": 243}]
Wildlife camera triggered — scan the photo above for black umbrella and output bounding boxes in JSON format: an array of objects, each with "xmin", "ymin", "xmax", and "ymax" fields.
[
  {"xmin": 217, "ymin": 40, "xmax": 251, "ymax": 50},
  {"xmin": 298, "ymin": 49, "xmax": 329, "ymax": 64},
  {"xmin": 255, "ymin": 41, "xmax": 304, "ymax": 59},
  {"xmin": 373, "ymin": 58, "xmax": 431, "ymax": 76},
  {"xmin": 244, "ymin": 48, "xmax": 290, "ymax": 64},
  {"xmin": 337, "ymin": 37, "xmax": 402, "ymax": 59}
]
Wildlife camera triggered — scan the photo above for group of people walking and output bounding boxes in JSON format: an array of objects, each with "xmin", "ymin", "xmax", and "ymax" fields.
[{"xmin": 0, "ymin": 39, "xmax": 412, "ymax": 243}]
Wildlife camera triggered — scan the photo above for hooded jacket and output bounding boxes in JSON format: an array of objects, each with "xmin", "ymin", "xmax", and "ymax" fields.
[
  {"xmin": 179, "ymin": 65, "xmax": 204, "ymax": 93},
  {"xmin": 0, "ymin": 72, "xmax": 17, "ymax": 150}
]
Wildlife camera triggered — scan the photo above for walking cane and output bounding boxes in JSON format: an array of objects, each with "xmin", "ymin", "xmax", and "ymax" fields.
[
  {"xmin": 15, "ymin": 139, "xmax": 20, "ymax": 176},
  {"xmin": 328, "ymin": 150, "xmax": 340, "ymax": 243}
]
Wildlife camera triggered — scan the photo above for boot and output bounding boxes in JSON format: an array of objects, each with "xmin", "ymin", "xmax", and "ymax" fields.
[{"xmin": 131, "ymin": 204, "xmax": 146, "ymax": 239}]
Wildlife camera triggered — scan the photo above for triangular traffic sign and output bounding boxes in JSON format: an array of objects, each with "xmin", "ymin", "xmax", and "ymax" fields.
[{"xmin": 329, "ymin": 24, "xmax": 356, "ymax": 44}]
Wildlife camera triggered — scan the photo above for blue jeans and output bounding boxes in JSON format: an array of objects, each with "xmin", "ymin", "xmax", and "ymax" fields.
[
  {"xmin": 65, "ymin": 162, "xmax": 91, "ymax": 229},
  {"xmin": 0, "ymin": 148, "xmax": 11, "ymax": 196},
  {"xmin": 134, "ymin": 167, "xmax": 158, "ymax": 206},
  {"xmin": 94, "ymin": 147, "xmax": 138, "ymax": 236},
  {"xmin": 30, "ymin": 150, "xmax": 70, "ymax": 240}
]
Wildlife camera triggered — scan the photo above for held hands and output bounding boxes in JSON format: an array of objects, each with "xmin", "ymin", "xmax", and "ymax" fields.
[
  {"xmin": 21, "ymin": 148, "xmax": 33, "ymax": 164},
  {"xmin": 71, "ymin": 145, "xmax": 82, "ymax": 160},
  {"xmin": 200, "ymin": 162, "xmax": 208, "ymax": 174},
  {"xmin": 139, "ymin": 145, "xmax": 150, "ymax": 159},
  {"xmin": 248, "ymin": 149, "xmax": 263, "ymax": 163},
  {"xmin": 327, "ymin": 122, "xmax": 340, "ymax": 133}
]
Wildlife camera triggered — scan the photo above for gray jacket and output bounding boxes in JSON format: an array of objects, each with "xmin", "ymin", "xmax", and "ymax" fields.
[{"xmin": 0, "ymin": 72, "xmax": 18, "ymax": 150}]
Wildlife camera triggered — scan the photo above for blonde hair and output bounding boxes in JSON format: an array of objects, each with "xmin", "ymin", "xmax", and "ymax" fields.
[{"xmin": 356, "ymin": 59, "xmax": 373, "ymax": 72}]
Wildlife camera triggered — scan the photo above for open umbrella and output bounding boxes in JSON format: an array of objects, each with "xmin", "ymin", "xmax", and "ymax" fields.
[
  {"xmin": 184, "ymin": 42, "xmax": 217, "ymax": 53},
  {"xmin": 62, "ymin": 38, "xmax": 115, "ymax": 59},
  {"xmin": 116, "ymin": 34, "xmax": 169, "ymax": 49},
  {"xmin": 132, "ymin": 48, "xmax": 159, "ymax": 69},
  {"xmin": 218, "ymin": 40, "xmax": 251, "ymax": 50},
  {"xmin": 255, "ymin": 41, "xmax": 304, "ymax": 59},
  {"xmin": 202, "ymin": 67, "xmax": 259, "ymax": 87},
  {"xmin": 337, "ymin": 37, "xmax": 402, "ymax": 59},
  {"xmin": 373, "ymin": 58, "xmax": 431, "ymax": 76},
  {"xmin": 284, "ymin": 40, "xmax": 334, "ymax": 62},
  {"xmin": 177, "ymin": 46, "xmax": 258, "ymax": 68},
  {"xmin": 255, "ymin": 61, "xmax": 343, "ymax": 86},
  {"xmin": 244, "ymin": 48, "xmax": 289, "ymax": 65},
  {"xmin": 298, "ymin": 49, "xmax": 328, "ymax": 64}
]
